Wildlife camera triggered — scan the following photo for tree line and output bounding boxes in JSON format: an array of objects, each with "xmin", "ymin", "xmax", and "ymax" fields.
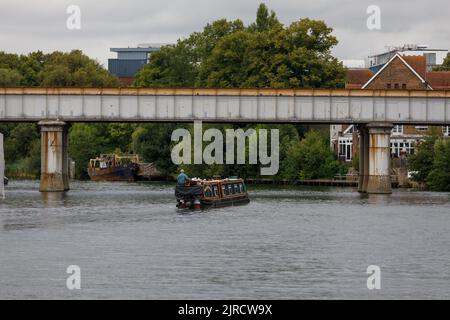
[{"xmin": 408, "ymin": 128, "xmax": 450, "ymax": 191}]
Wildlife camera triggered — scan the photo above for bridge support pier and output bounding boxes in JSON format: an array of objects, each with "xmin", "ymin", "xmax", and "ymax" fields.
[
  {"xmin": 357, "ymin": 126, "xmax": 369, "ymax": 193},
  {"xmin": 38, "ymin": 120, "xmax": 70, "ymax": 192},
  {"xmin": 366, "ymin": 122, "xmax": 393, "ymax": 194}
]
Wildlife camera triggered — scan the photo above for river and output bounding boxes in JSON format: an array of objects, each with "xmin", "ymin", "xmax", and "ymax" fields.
[{"xmin": 0, "ymin": 180, "xmax": 449, "ymax": 299}]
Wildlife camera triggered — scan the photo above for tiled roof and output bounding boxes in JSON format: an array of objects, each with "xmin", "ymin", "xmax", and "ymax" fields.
[
  {"xmin": 426, "ymin": 71, "xmax": 450, "ymax": 89},
  {"xmin": 345, "ymin": 69, "xmax": 373, "ymax": 89},
  {"xmin": 361, "ymin": 54, "xmax": 432, "ymax": 90},
  {"xmin": 402, "ymin": 55, "xmax": 427, "ymax": 79}
]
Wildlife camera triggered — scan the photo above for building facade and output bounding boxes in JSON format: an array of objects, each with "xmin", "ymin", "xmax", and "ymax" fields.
[
  {"xmin": 108, "ymin": 45, "xmax": 161, "ymax": 84},
  {"xmin": 366, "ymin": 44, "xmax": 448, "ymax": 73},
  {"xmin": 334, "ymin": 51, "xmax": 450, "ymax": 162}
]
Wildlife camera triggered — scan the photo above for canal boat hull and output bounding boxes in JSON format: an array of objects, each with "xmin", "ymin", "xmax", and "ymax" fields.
[
  {"xmin": 88, "ymin": 164, "xmax": 137, "ymax": 182},
  {"xmin": 200, "ymin": 195, "xmax": 250, "ymax": 208},
  {"xmin": 175, "ymin": 178, "xmax": 250, "ymax": 210}
]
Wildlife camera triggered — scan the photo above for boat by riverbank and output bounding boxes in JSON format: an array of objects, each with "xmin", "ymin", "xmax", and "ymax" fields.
[
  {"xmin": 175, "ymin": 177, "xmax": 250, "ymax": 209},
  {"xmin": 88, "ymin": 154, "xmax": 139, "ymax": 182},
  {"xmin": 88, "ymin": 154, "xmax": 165, "ymax": 182}
]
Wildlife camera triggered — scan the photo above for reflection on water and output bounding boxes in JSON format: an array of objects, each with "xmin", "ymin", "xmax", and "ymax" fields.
[
  {"xmin": 41, "ymin": 191, "xmax": 68, "ymax": 206},
  {"xmin": 366, "ymin": 194, "xmax": 390, "ymax": 205},
  {"xmin": 0, "ymin": 180, "xmax": 449, "ymax": 299}
]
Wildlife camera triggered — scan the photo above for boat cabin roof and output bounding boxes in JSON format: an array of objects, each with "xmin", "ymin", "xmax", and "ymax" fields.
[{"xmin": 195, "ymin": 178, "xmax": 244, "ymax": 185}]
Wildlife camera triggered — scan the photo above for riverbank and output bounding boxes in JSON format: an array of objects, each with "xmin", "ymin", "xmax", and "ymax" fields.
[
  {"xmin": 245, "ymin": 178, "xmax": 358, "ymax": 187},
  {"xmin": 245, "ymin": 177, "xmax": 407, "ymax": 188}
]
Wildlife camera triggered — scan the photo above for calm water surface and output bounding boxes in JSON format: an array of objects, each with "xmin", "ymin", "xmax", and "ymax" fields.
[{"xmin": 0, "ymin": 180, "xmax": 449, "ymax": 299}]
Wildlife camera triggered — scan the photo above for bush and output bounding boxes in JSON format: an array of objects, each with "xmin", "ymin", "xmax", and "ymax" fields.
[
  {"xmin": 282, "ymin": 129, "xmax": 345, "ymax": 180},
  {"xmin": 408, "ymin": 135, "xmax": 438, "ymax": 184},
  {"xmin": 426, "ymin": 138, "xmax": 450, "ymax": 191}
]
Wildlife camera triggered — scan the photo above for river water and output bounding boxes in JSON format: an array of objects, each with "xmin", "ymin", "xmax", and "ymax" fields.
[{"xmin": 0, "ymin": 180, "xmax": 449, "ymax": 299}]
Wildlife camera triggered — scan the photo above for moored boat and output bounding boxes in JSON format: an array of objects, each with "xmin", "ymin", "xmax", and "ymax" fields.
[
  {"xmin": 88, "ymin": 154, "xmax": 139, "ymax": 182},
  {"xmin": 175, "ymin": 177, "xmax": 250, "ymax": 209}
]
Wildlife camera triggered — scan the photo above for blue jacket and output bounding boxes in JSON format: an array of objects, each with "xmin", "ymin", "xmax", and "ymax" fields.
[{"xmin": 177, "ymin": 173, "xmax": 189, "ymax": 185}]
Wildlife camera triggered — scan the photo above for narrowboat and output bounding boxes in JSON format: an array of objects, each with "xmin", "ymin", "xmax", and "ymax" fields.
[
  {"xmin": 88, "ymin": 154, "xmax": 139, "ymax": 182},
  {"xmin": 175, "ymin": 177, "xmax": 250, "ymax": 209}
]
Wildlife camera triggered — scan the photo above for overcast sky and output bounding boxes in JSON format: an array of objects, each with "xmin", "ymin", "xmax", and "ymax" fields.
[{"xmin": 1, "ymin": 0, "xmax": 449, "ymax": 67}]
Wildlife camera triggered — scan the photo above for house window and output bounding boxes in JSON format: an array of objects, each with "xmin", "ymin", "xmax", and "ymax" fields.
[
  {"xmin": 392, "ymin": 125, "xmax": 403, "ymax": 135},
  {"xmin": 387, "ymin": 83, "xmax": 392, "ymax": 89},
  {"xmin": 443, "ymin": 126, "xmax": 450, "ymax": 136},
  {"xmin": 394, "ymin": 83, "xmax": 399, "ymax": 89},
  {"xmin": 402, "ymin": 84, "xmax": 406, "ymax": 89},
  {"xmin": 391, "ymin": 140, "xmax": 415, "ymax": 157},
  {"xmin": 425, "ymin": 53, "xmax": 437, "ymax": 66},
  {"xmin": 338, "ymin": 137, "xmax": 353, "ymax": 162}
]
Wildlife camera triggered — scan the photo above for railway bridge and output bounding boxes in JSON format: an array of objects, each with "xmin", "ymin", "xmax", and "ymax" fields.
[{"xmin": 1, "ymin": 87, "xmax": 449, "ymax": 193}]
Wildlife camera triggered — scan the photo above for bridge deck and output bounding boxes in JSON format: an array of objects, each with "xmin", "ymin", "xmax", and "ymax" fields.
[{"xmin": 1, "ymin": 87, "xmax": 449, "ymax": 124}]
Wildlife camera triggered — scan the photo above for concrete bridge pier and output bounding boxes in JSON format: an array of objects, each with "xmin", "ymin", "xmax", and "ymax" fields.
[
  {"xmin": 357, "ymin": 125, "xmax": 369, "ymax": 193},
  {"xmin": 366, "ymin": 122, "xmax": 393, "ymax": 194},
  {"xmin": 38, "ymin": 120, "xmax": 70, "ymax": 192}
]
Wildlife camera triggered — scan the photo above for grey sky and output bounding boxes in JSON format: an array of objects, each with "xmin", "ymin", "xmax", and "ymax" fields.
[{"xmin": 1, "ymin": 0, "xmax": 449, "ymax": 67}]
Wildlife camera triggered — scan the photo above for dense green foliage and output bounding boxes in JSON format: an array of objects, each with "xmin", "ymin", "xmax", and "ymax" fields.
[
  {"xmin": 281, "ymin": 129, "xmax": 345, "ymax": 179},
  {"xmin": 133, "ymin": 3, "xmax": 345, "ymax": 180},
  {"xmin": 433, "ymin": 53, "xmax": 450, "ymax": 71},
  {"xmin": 426, "ymin": 139, "xmax": 450, "ymax": 191},
  {"xmin": 68, "ymin": 123, "xmax": 136, "ymax": 179},
  {"xmin": 1, "ymin": 123, "xmax": 40, "ymax": 178},
  {"xmin": 1, "ymin": 4, "xmax": 346, "ymax": 181},
  {"xmin": 132, "ymin": 123, "xmax": 180, "ymax": 176},
  {"xmin": 135, "ymin": 4, "xmax": 345, "ymax": 88},
  {"xmin": 408, "ymin": 135, "xmax": 438, "ymax": 184},
  {"xmin": 0, "ymin": 50, "xmax": 120, "ymax": 87},
  {"xmin": 0, "ymin": 50, "xmax": 121, "ymax": 178},
  {"xmin": 408, "ymin": 128, "xmax": 450, "ymax": 191}
]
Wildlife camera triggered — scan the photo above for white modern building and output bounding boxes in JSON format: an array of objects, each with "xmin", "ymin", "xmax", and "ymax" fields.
[{"xmin": 366, "ymin": 44, "xmax": 448, "ymax": 73}]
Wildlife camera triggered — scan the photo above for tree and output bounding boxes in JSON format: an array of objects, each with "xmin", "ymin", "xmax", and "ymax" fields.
[
  {"xmin": 135, "ymin": 18, "xmax": 244, "ymax": 87},
  {"xmin": 133, "ymin": 42, "xmax": 198, "ymax": 87},
  {"xmin": 132, "ymin": 124, "xmax": 181, "ymax": 176},
  {"xmin": 201, "ymin": 17, "xmax": 344, "ymax": 88},
  {"xmin": 408, "ymin": 133, "xmax": 440, "ymax": 184},
  {"xmin": 201, "ymin": 31, "xmax": 252, "ymax": 87},
  {"xmin": 0, "ymin": 68, "xmax": 23, "ymax": 86},
  {"xmin": 129, "ymin": 4, "xmax": 346, "ymax": 180},
  {"xmin": 39, "ymin": 50, "xmax": 120, "ymax": 87},
  {"xmin": 108, "ymin": 123, "xmax": 137, "ymax": 153},
  {"xmin": 68, "ymin": 123, "xmax": 138, "ymax": 179},
  {"xmin": 281, "ymin": 129, "xmax": 344, "ymax": 179},
  {"xmin": 68, "ymin": 124, "xmax": 112, "ymax": 179},
  {"xmin": 433, "ymin": 53, "xmax": 450, "ymax": 71},
  {"xmin": 426, "ymin": 139, "xmax": 450, "ymax": 191},
  {"xmin": 249, "ymin": 3, "xmax": 280, "ymax": 32},
  {"xmin": 3, "ymin": 123, "xmax": 40, "ymax": 177},
  {"xmin": 0, "ymin": 50, "xmax": 120, "ymax": 178},
  {"xmin": 135, "ymin": 3, "xmax": 345, "ymax": 89}
]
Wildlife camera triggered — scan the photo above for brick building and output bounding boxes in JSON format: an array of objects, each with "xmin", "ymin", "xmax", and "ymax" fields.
[{"xmin": 332, "ymin": 53, "xmax": 450, "ymax": 162}]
